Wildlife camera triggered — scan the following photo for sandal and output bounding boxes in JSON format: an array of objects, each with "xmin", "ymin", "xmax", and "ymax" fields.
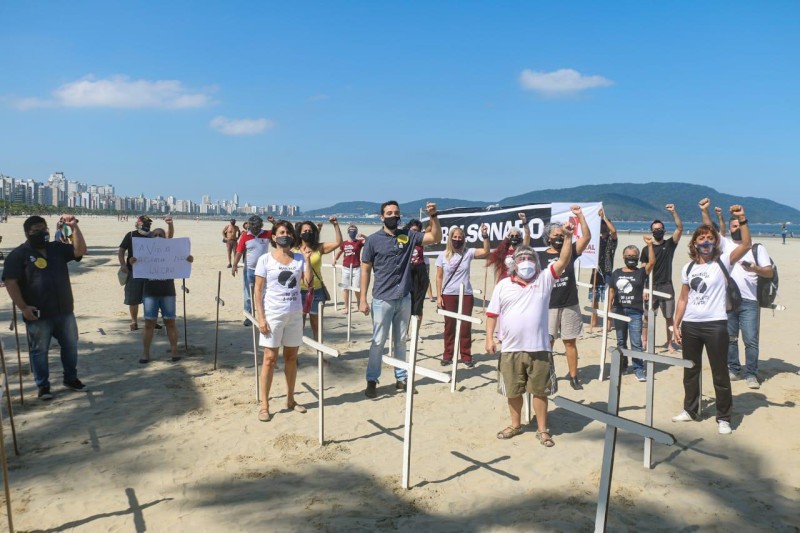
[
  {"xmin": 138, "ymin": 358, "xmax": 149, "ymax": 365},
  {"xmin": 130, "ymin": 323, "xmax": 139, "ymax": 331},
  {"xmin": 496, "ymin": 425, "xmax": 522, "ymax": 440},
  {"xmin": 258, "ymin": 408, "xmax": 272, "ymax": 422},
  {"xmin": 288, "ymin": 401, "xmax": 307, "ymax": 414},
  {"xmin": 536, "ymin": 430, "xmax": 555, "ymax": 448}
]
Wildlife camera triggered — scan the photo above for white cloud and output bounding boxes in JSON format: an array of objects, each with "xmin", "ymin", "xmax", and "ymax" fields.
[
  {"xmin": 210, "ymin": 116, "xmax": 275, "ymax": 136},
  {"xmin": 519, "ymin": 68, "xmax": 613, "ymax": 96},
  {"xmin": 14, "ymin": 75, "xmax": 213, "ymax": 109}
]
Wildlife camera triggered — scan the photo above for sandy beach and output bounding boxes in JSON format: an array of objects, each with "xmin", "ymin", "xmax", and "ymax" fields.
[{"xmin": 0, "ymin": 215, "xmax": 797, "ymax": 532}]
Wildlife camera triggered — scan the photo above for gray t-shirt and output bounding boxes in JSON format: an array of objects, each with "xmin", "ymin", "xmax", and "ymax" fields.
[
  {"xmin": 362, "ymin": 228, "xmax": 423, "ymax": 301},
  {"xmin": 435, "ymin": 248, "xmax": 475, "ymax": 295}
]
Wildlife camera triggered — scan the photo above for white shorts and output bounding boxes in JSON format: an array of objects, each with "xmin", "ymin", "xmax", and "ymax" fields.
[
  {"xmin": 341, "ymin": 266, "xmax": 361, "ymax": 291},
  {"xmin": 259, "ymin": 311, "xmax": 303, "ymax": 348}
]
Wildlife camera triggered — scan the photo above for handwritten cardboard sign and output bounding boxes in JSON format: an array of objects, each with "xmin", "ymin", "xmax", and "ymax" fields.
[{"xmin": 132, "ymin": 237, "xmax": 192, "ymax": 279}]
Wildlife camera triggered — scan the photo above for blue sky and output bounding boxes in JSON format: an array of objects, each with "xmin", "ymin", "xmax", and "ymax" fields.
[{"xmin": 1, "ymin": 1, "xmax": 798, "ymax": 210}]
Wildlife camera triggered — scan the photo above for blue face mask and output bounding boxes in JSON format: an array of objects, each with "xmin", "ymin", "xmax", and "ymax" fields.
[
  {"xmin": 348, "ymin": 231, "xmax": 357, "ymax": 240},
  {"xmin": 697, "ymin": 241, "xmax": 715, "ymax": 255}
]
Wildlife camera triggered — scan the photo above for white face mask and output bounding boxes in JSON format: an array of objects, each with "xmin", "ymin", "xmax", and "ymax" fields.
[{"xmin": 516, "ymin": 260, "xmax": 537, "ymax": 280}]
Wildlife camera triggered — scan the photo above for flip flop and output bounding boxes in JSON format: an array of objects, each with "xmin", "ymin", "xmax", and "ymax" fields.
[
  {"xmin": 138, "ymin": 358, "xmax": 149, "ymax": 364},
  {"xmin": 287, "ymin": 401, "xmax": 307, "ymax": 414},
  {"xmin": 171, "ymin": 356, "xmax": 182, "ymax": 362},
  {"xmin": 130, "ymin": 323, "xmax": 139, "ymax": 331},
  {"xmin": 258, "ymin": 408, "xmax": 272, "ymax": 422}
]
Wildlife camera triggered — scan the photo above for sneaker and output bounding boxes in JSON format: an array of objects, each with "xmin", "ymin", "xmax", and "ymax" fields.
[
  {"xmin": 38, "ymin": 386, "xmax": 53, "ymax": 401},
  {"xmin": 365, "ymin": 380, "xmax": 377, "ymax": 398},
  {"xmin": 63, "ymin": 379, "xmax": 87, "ymax": 392},
  {"xmin": 728, "ymin": 370, "xmax": 741, "ymax": 381},
  {"xmin": 672, "ymin": 410, "xmax": 694, "ymax": 422},
  {"xmin": 440, "ymin": 359, "xmax": 452, "ymax": 367},
  {"xmin": 243, "ymin": 318, "xmax": 252, "ymax": 327},
  {"xmin": 568, "ymin": 375, "xmax": 583, "ymax": 390},
  {"xmin": 395, "ymin": 380, "xmax": 407, "ymax": 392},
  {"xmin": 463, "ymin": 360, "xmax": 475, "ymax": 368},
  {"xmin": 745, "ymin": 375, "xmax": 760, "ymax": 389},
  {"xmin": 635, "ymin": 368, "xmax": 647, "ymax": 382},
  {"xmin": 718, "ymin": 420, "xmax": 732, "ymax": 435}
]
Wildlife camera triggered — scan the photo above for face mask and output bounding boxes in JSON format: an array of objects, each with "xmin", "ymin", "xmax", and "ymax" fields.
[
  {"xmin": 508, "ymin": 236, "xmax": 521, "ymax": 246},
  {"xmin": 348, "ymin": 231, "xmax": 357, "ymax": 240},
  {"xmin": 730, "ymin": 229, "xmax": 742, "ymax": 241},
  {"xmin": 250, "ymin": 225, "xmax": 262, "ymax": 235},
  {"xmin": 696, "ymin": 241, "xmax": 715, "ymax": 255},
  {"xmin": 300, "ymin": 232, "xmax": 314, "ymax": 243},
  {"xmin": 516, "ymin": 261, "xmax": 537, "ymax": 280},
  {"xmin": 275, "ymin": 235, "xmax": 293, "ymax": 247},
  {"xmin": 383, "ymin": 216, "xmax": 400, "ymax": 230},
  {"xmin": 624, "ymin": 257, "xmax": 638, "ymax": 268},
  {"xmin": 550, "ymin": 237, "xmax": 564, "ymax": 250},
  {"xmin": 28, "ymin": 231, "xmax": 50, "ymax": 247},
  {"xmin": 451, "ymin": 239, "xmax": 464, "ymax": 250},
  {"xmin": 652, "ymin": 229, "xmax": 665, "ymax": 241}
]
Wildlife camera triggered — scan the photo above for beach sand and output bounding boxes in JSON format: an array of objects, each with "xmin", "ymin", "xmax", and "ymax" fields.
[{"xmin": 0, "ymin": 215, "xmax": 797, "ymax": 531}]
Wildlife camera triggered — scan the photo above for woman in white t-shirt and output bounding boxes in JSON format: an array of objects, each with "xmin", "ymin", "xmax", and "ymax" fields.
[
  {"xmin": 672, "ymin": 204, "xmax": 751, "ymax": 435},
  {"xmin": 253, "ymin": 220, "xmax": 313, "ymax": 422},
  {"xmin": 435, "ymin": 225, "xmax": 490, "ymax": 367}
]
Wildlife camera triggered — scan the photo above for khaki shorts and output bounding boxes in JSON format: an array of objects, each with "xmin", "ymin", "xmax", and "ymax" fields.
[
  {"xmin": 548, "ymin": 304, "xmax": 584, "ymax": 340},
  {"xmin": 497, "ymin": 351, "xmax": 554, "ymax": 397}
]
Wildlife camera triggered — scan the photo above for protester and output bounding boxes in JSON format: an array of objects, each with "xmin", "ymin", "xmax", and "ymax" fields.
[
  {"xmin": 435, "ymin": 224, "xmax": 490, "ymax": 367},
  {"xmin": 406, "ymin": 219, "xmax": 432, "ymax": 322},
  {"xmin": 129, "ymin": 227, "xmax": 193, "ymax": 364},
  {"xmin": 54, "ymin": 218, "xmax": 69, "ymax": 244},
  {"xmin": 360, "ymin": 201, "xmax": 441, "ymax": 398},
  {"xmin": 485, "ymin": 228, "xmax": 574, "ymax": 446},
  {"xmin": 2, "ymin": 215, "xmax": 88, "ymax": 399},
  {"xmin": 701, "ymin": 199, "xmax": 772, "ymax": 389},
  {"xmin": 119, "ymin": 215, "xmax": 173, "ymax": 331},
  {"xmin": 295, "ymin": 217, "xmax": 342, "ymax": 338},
  {"xmin": 222, "ymin": 218, "xmax": 241, "ymax": 268},
  {"xmin": 539, "ymin": 205, "xmax": 591, "ymax": 390},
  {"xmin": 253, "ymin": 220, "xmax": 313, "ymax": 421},
  {"xmin": 640, "ymin": 204, "xmax": 684, "ymax": 353},
  {"xmin": 673, "ymin": 204, "xmax": 751, "ymax": 435},
  {"xmin": 589, "ymin": 209, "xmax": 618, "ymax": 332},
  {"xmin": 486, "ymin": 213, "xmax": 531, "ymax": 282},
  {"xmin": 232, "ymin": 215, "xmax": 272, "ymax": 327},
  {"xmin": 608, "ymin": 236, "xmax": 656, "ymax": 381},
  {"xmin": 332, "ymin": 224, "xmax": 365, "ymax": 314}
]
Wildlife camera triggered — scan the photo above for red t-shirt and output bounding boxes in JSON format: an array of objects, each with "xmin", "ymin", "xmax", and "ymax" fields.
[
  {"xmin": 339, "ymin": 240, "xmax": 364, "ymax": 269},
  {"xmin": 410, "ymin": 245, "xmax": 425, "ymax": 266}
]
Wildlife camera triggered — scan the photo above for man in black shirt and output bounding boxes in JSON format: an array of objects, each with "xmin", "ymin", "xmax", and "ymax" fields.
[
  {"xmin": 589, "ymin": 209, "xmax": 618, "ymax": 332},
  {"xmin": 640, "ymin": 204, "xmax": 683, "ymax": 353},
  {"xmin": 2, "ymin": 215, "xmax": 88, "ymax": 400}
]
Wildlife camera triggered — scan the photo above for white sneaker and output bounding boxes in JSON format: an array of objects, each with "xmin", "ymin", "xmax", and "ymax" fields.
[
  {"xmin": 672, "ymin": 410, "xmax": 694, "ymax": 422},
  {"xmin": 745, "ymin": 375, "xmax": 760, "ymax": 389},
  {"xmin": 718, "ymin": 420, "xmax": 732, "ymax": 435},
  {"xmin": 728, "ymin": 370, "xmax": 741, "ymax": 381}
]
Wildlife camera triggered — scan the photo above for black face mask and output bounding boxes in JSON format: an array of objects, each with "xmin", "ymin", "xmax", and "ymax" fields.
[
  {"xmin": 275, "ymin": 236, "xmax": 293, "ymax": 248},
  {"xmin": 250, "ymin": 225, "xmax": 262, "ymax": 235},
  {"xmin": 28, "ymin": 231, "xmax": 50, "ymax": 248},
  {"xmin": 652, "ymin": 229, "xmax": 665, "ymax": 241},
  {"xmin": 508, "ymin": 236, "xmax": 521, "ymax": 246},
  {"xmin": 550, "ymin": 237, "xmax": 565, "ymax": 250},
  {"xmin": 624, "ymin": 257, "xmax": 638, "ymax": 268},
  {"xmin": 451, "ymin": 239, "xmax": 464, "ymax": 250},
  {"xmin": 383, "ymin": 216, "xmax": 400, "ymax": 230},
  {"xmin": 731, "ymin": 229, "xmax": 742, "ymax": 241},
  {"xmin": 300, "ymin": 232, "xmax": 314, "ymax": 243}
]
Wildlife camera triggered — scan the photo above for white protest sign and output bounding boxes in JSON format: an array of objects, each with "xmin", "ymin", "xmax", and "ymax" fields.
[{"xmin": 132, "ymin": 237, "xmax": 192, "ymax": 279}]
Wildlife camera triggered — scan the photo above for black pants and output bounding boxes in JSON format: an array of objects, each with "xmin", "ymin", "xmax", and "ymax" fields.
[
  {"xmin": 410, "ymin": 264, "xmax": 429, "ymax": 316},
  {"xmin": 681, "ymin": 320, "xmax": 732, "ymax": 422}
]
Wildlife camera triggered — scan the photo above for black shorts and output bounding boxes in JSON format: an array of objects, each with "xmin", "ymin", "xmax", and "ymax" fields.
[
  {"xmin": 410, "ymin": 264, "xmax": 429, "ymax": 316},
  {"xmin": 124, "ymin": 275, "xmax": 145, "ymax": 305}
]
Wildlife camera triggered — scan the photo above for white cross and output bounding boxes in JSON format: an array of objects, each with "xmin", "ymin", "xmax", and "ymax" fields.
[{"xmin": 435, "ymin": 283, "xmax": 483, "ymax": 393}]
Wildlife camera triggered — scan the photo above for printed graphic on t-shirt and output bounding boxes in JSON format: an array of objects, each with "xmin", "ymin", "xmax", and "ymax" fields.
[
  {"xmin": 688, "ymin": 270, "xmax": 712, "ymax": 306},
  {"xmin": 278, "ymin": 270, "xmax": 298, "ymax": 289},
  {"xmin": 411, "ymin": 245, "xmax": 424, "ymax": 266},
  {"xmin": 612, "ymin": 268, "xmax": 646, "ymax": 310}
]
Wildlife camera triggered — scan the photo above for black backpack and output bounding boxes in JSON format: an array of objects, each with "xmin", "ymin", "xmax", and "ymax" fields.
[{"xmin": 752, "ymin": 243, "xmax": 779, "ymax": 308}]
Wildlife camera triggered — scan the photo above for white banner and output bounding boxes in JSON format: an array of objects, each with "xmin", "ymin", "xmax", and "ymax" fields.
[{"xmin": 132, "ymin": 237, "xmax": 192, "ymax": 279}]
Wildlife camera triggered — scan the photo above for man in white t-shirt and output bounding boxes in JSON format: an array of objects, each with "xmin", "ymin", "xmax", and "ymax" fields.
[
  {"xmin": 485, "ymin": 225, "xmax": 574, "ymax": 447},
  {"xmin": 702, "ymin": 203, "xmax": 774, "ymax": 389}
]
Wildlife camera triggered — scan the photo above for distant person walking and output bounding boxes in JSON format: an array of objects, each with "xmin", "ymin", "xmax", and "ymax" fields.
[
  {"xmin": 782, "ymin": 223, "xmax": 788, "ymax": 245},
  {"xmin": 332, "ymin": 225, "xmax": 365, "ymax": 313},
  {"xmin": 2, "ymin": 215, "xmax": 88, "ymax": 400},
  {"xmin": 222, "ymin": 219, "xmax": 241, "ymax": 268},
  {"xmin": 119, "ymin": 215, "xmax": 174, "ymax": 331},
  {"xmin": 295, "ymin": 217, "xmax": 342, "ymax": 339},
  {"xmin": 360, "ymin": 201, "xmax": 441, "ymax": 398},
  {"xmin": 673, "ymin": 204, "xmax": 751, "ymax": 435},
  {"xmin": 640, "ymin": 204, "xmax": 684, "ymax": 353},
  {"xmin": 539, "ymin": 205, "xmax": 591, "ymax": 390},
  {"xmin": 435, "ymin": 224, "xmax": 490, "ymax": 367},
  {"xmin": 608, "ymin": 236, "xmax": 656, "ymax": 381},
  {"xmin": 232, "ymin": 215, "xmax": 273, "ymax": 327}
]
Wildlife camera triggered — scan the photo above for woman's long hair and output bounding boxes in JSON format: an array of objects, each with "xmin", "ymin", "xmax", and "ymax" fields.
[
  {"xmin": 294, "ymin": 220, "xmax": 320, "ymax": 251},
  {"xmin": 444, "ymin": 227, "xmax": 465, "ymax": 261},
  {"xmin": 687, "ymin": 224, "xmax": 721, "ymax": 262}
]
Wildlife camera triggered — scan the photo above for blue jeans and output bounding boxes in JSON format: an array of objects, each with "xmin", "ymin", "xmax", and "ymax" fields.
[
  {"xmin": 727, "ymin": 298, "xmax": 760, "ymax": 377},
  {"xmin": 25, "ymin": 313, "xmax": 79, "ymax": 388},
  {"xmin": 614, "ymin": 307, "xmax": 644, "ymax": 370},
  {"xmin": 366, "ymin": 294, "xmax": 411, "ymax": 382},
  {"xmin": 243, "ymin": 268, "xmax": 256, "ymax": 314}
]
